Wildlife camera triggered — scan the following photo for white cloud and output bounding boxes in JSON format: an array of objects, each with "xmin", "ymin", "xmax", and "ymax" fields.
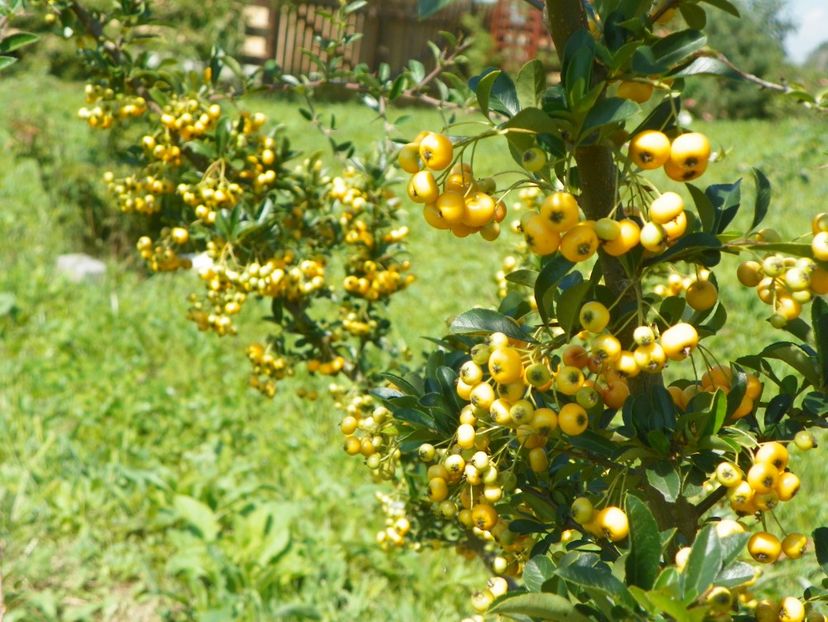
[{"xmin": 785, "ymin": 3, "xmax": 828, "ymax": 64}]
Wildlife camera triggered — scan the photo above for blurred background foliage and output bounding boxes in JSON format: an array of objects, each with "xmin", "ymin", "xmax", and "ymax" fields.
[{"xmin": 683, "ymin": 0, "xmax": 798, "ymax": 119}]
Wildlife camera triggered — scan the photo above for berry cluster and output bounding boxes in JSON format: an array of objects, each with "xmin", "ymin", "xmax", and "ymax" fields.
[
  {"xmin": 715, "ymin": 441, "xmax": 804, "ymax": 519},
  {"xmin": 400, "ymin": 132, "xmax": 505, "ymax": 241},
  {"xmin": 135, "ymin": 230, "xmax": 192, "ymax": 272},
  {"xmin": 339, "ymin": 393, "xmax": 399, "ymax": 479},
  {"xmin": 78, "ymin": 83, "xmax": 146, "ymax": 129},
  {"xmin": 738, "ymin": 241, "xmax": 828, "ymax": 328},
  {"xmin": 374, "ymin": 491, "xmax": 413, "ymax": 550},
  {"xmin": 246, "ymin": 343, "xmax": 291, "ymax": 398},
  {"xmin": 629, "ymin": 130, "xmax": 711, "ymax": 182}
]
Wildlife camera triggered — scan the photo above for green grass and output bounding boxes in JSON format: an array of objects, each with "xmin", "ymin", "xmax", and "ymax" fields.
[{"xmin": 1, "ymin": 73, "xmax": 827, "ymax": 620}]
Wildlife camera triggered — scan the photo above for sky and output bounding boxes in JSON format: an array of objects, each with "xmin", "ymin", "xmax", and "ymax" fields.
[{"xmin": 783, "ymin": 0, "xmax": 827, "ymax": 63}]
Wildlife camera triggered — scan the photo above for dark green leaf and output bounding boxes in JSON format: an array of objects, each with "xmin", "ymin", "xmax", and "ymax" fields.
[
  {"xmin": 761, "ymin": 342, "xmax": 820, "ymax": 388},
  {"xmin": 679, "ymin": 3, "xmax": 706, "ymax": 29},
  {"xmin": 698, "ymin": 0, "xmax": 740, "ymax": 17},
  {"xmin": 703, "ymin": 389, "xmax": 728, "ymax": 436},
  {"xmin": 450, "ymin": 308, "xmax": 536, "ymax": 343},
  {"xmin": 644, "ymin": 232, "xmax": 722, "ymax": 268},
  {"xmin": 581, "ymin": 97, "xmax": 640, "ymax": 134},
  {"xmin": 812, "ymin": 297, "xmax": 828, "ymax": 387},
  {"xmin": 814, "ymin": 527, "xmax": 828, "ymax": 576},
  {"xmin": 506, "ymin": 269, "xmax": 539, "ymax": 288},
  {"xmin": 651, "ymin": 29, "xmax": 707, "ymax": 68},
  {"xmin": 751, "ymin": 169, "xmax": 771, "ymax": 231},
  {"xmin": 625, "ymin": 494, "xmax": 661, "ymax": 589},
  {"xmin": 556, "ymin": 565, "xmax": 637, "ymax": 611},
  {"xmin": 803, "ymin": 392, "xmax": 828, "ymax": 417},
  {"xmin": 0, "ymin": 32, "xmax": 39, "ymax": 53},
  {"xmin": 687, "ymin": 184, "xmax": 715, "ymax": 233},
  {"xmin": 556, "ymin": 281, "xmax": 592, "ymax": 339},
  {"xmin": 534, "ymin": 257, "xmax": 574, "ymax": 324},
  {"xmin": 763, "ymin": 394, "xmax": 793, "ymax": 427},
  {"xmin": 393, "ymin": 407, "xmax": 438, "ymax": 432},
  {"xmin": 562, "ymin": 31, "xmax": 595, "ymax": 108},
  {"xmin": 706, "ymin": 180, "xmax": 741, "ymax": 233}
]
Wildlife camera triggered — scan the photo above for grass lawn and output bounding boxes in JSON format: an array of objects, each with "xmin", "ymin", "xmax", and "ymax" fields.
[{"xmin": 0, "ymin": 72, "xmax": 826, "ymax": 620}]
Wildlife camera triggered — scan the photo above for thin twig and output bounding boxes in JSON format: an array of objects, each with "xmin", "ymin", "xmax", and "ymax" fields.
[
  {"xmin": 713, "ymin": 52, "xmax": 793, "ymax": 94},
  {"xmin": 694, "ymin": 485, "xmax": 728, "ymax": 516}
]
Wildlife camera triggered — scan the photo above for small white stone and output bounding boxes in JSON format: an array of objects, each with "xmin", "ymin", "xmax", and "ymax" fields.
[{"xmin": 56, "ymin": 253, "xmax": 106, "ymax": 283}]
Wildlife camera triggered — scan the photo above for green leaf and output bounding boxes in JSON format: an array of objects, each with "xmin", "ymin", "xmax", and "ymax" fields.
[
  {"xmin": 746, "ymin": 242, "xmax": 815, "ymax": 258},
  {"xmin": 506, "ymin": 269, "xmax": 539, "ymax": 288},
  {"xmin": 702, "ymin": 389, "xmax": 728, "ymax": 436},
  {"xmin": 715, "ymin": 561, "xmax": 756, "ymax": 588},
  {"xmin": 471, "ymin": 68, "xmax": 520, "ymax": 118},
  {"xmin": 814, "ymin": 527, "xmax": 828, "ymax": 576},
  {"xmin": 562, "ymin": 31, "xmax": 595, "ymax": 107},
  {"xmin": 417, "ymin": 0, "xmax": 456, "ymax": 18},
  {"xmin": 625, "ymin": 494, "xmax": 661, "ymax": 589},
  {"xmin": 669, "ymin": 56, "xmax": 741, "ymax": 79},
  {"xmin": 646, "ymin": 590, "xmax": 696, "ymax": 622},
  {"xmin": 803, "ymin": 392, "xmax": 828, "ymax": 417},
  {"xmin": 751, "ymin": 169, "xmax": 771, "ymax": 231},
  {"xmin": 517, "ymin": 59, "xmax": 548, "ymax": 108},
  {"xmin": 503, "ymin": 107, "xmax": 566, "ymax": 153},
  {"xmin": 524, "ymin": 555, "xmax": 557, "ymax": 592},
  {"xmin": 633, "ymin": 30, "xmax": 707, "ymax": 73},
  {"xmin": 761, "ymin": 342, "xmax": 820, "ymax": 389},
  {"xmin": 646, "ymin": 463, "xmax": 681, "ymax": 502},
  {"xmin": 630, "ymin": 95, "xmax": 681, "ymax": 135},
  {"xmin": 0, "ymin": 55, "xmax": 16, "ymax": 71},
  {"xmin": 651, "ymin": 29, "xmax": 707, "ymax": 68},
  {"xmin": 556, "ymin": 565, "xmax": 638, "ymax": 611},
  {"xmin": 706, "ymin": 180, "xmax": 741, "ymax": 232},
  {"xmin": 393, "ymin": 407, "xmax": 439, "ymax": 432},
  {"xmin": 812, "ymin": 297, "xmax": 828, "ymax": 388},
  {"xmin": 534, "ymin": 257, "xmax": 574, "ymax": 324},
  {"xmin": 687, "ymin": 184, "xmax": 715, "ymax": 233},
  {"xmin": 581, "ymin": 97, "xmax": 640, "ymax": 134},
  {"xmin": 682, "ymin": 524, "xmax": 722, "ymax": 601},
  {"xmin": 450, "ymin": 308, "xmax": 536, "ymax": 343},
  {"xmin": 488, "ymin": 593, "xmax": 590, "ymax": 621},
  {"xmin": 0, "ymin": 32, "xmax": 39, "ymax": 53},
  {"xmin": 556, "ymin": 281, "xmax": 592, "ymax": 339},
  {"xmin": 698, "ymin": 0, "xmax": 740, "ymax": 17},
  {"xmin": 644, "ymin": 232, "xmax": 722, "ymax": 268},
  {"xmin": 679, "ymin": 3, "xmax": 706, "ymax": 29},
  {"xmin": 174, "ymin": 495, "xmax": 220, "ymax": 542}
]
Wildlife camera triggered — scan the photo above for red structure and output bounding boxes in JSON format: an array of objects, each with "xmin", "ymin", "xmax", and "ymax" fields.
[{"xmin": 489, "ymin": 0, "xmax": 554, "ymax": 71}]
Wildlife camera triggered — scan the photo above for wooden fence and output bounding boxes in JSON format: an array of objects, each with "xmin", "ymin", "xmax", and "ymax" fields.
[{"xmin": 241, "ymin": 0, "xmax": 484, "ymax": 74}]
